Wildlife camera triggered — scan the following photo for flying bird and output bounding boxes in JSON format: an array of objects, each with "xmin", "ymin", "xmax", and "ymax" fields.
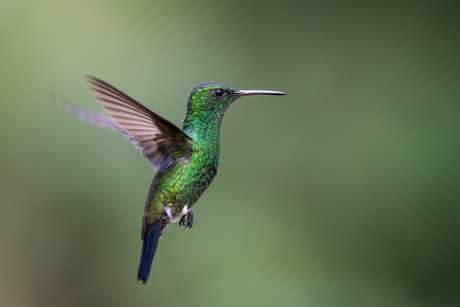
[{"xmin": 57, "ymin": 75, "xmax": 286, "ymax": 284}]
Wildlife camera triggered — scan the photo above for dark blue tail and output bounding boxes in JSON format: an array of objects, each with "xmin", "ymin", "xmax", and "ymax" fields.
[{"xmin": 137, "ymin": 221, "xmax": 162, "ymax": 284}]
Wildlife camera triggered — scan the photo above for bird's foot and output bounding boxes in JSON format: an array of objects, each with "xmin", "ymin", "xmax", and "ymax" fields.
[{"xmin": 179, "ymin": 210, "xmax": 193, "ymax": 229}]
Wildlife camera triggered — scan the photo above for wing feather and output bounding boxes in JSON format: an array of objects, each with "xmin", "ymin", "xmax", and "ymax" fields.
[{"xmin": 56, "ymin": 76, "xmax": 193, "ymax": 171}]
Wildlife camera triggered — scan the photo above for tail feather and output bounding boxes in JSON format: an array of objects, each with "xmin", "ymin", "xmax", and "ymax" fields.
[{"xmin": 137, "ymin": 221, "xmax": 162, "ymax": 284}]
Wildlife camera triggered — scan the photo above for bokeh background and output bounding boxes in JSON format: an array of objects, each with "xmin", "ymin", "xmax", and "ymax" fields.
[{"xmin": 1, "ymin": 1, "xmax": 459, "ymax": 306}]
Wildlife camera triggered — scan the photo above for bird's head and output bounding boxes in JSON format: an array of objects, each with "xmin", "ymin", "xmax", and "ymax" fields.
[{"xmin": 186, "ymin": 81, "xmax": 286, "ymax": 117}]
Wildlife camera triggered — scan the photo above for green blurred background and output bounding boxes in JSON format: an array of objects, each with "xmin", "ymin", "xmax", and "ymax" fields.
[{"xmin": 1, "ymin": 1, "xmax": 459, "ymax": 306}]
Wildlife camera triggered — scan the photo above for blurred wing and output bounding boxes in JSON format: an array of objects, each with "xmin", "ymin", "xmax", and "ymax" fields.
[
  {"xmin": 54, "ymin": 96, "xmax": 149, "ymax": 153},
  {"xmin": 54, "ymin": 95, "xmax": 125, "ymax": 132},
  {"xmin": 85, "ymin": 75, "xmax": 193, "ymax": 171}
]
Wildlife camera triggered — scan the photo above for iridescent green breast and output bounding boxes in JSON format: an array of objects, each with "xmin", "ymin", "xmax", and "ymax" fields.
[{"xmin": 144, "ymin": 142, "xmax": 219, "ymax": 224}]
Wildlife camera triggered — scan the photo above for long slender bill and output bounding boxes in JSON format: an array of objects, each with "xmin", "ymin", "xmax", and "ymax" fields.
[{"xmin": 234, "ymin": 89, "xmax": 287, "ymax": 96}]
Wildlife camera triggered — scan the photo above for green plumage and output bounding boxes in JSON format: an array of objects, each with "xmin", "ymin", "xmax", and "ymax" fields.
[
  {"xmin": 57, "ymin": 76, "xmax": 286, "ymax": 284},
  {"xmin": 142, "ymin": 82, "xmax": 236, "ymax": 239}
]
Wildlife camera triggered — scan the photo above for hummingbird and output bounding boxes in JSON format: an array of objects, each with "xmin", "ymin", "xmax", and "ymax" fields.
[{"xmin": 57, "ymin": 75, "xmax": 286, "ymax": 284}]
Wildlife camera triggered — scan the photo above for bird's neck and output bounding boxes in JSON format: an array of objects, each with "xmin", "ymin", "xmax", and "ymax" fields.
[{"xmin": 182, "ymin": 110, "xmax": 226, "ymax": 151}]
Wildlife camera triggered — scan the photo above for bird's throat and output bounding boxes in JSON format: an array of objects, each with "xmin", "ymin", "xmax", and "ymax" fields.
[{"xmin": 182, "ymin": 109, "xmax": 226, "ymax": 151}]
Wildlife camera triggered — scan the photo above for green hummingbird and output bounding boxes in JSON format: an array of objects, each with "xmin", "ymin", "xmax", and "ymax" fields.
[{"xmin": 57, "ymin": 75, "xmax": 286, "ymax": 284}]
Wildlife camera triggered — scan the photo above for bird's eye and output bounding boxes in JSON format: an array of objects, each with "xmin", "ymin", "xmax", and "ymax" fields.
[{"xmin": 213, "ymin": 89, "xmax": 225, "ymax": 98}]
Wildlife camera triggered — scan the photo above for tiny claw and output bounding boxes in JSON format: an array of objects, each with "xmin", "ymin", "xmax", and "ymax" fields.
[
  {"xmin": 186, "ymin": 212, "xmax": 194, "ymax": 228},
  {"xmin": 180, "ymin": 210, "xmax": 194, "ymax": 229}
]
